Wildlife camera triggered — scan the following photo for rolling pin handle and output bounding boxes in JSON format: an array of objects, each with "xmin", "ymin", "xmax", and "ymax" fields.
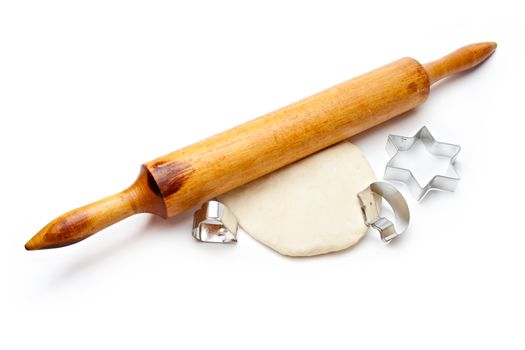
[
  {"xmin": 423, "ymin": 42, "xmax": 497, "ymax": 85},
  {"xmin": 24, "ymin": 167, "xmax": 165, "ymax": 250}
]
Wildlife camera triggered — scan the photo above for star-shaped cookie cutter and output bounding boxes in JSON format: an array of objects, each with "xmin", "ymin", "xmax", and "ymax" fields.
[{"xmin": 384, "ymin": 126, "xmax": 461, "ymax": 200}]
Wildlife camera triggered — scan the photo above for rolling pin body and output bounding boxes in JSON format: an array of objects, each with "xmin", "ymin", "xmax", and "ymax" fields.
[
  {"xmin": 147, "ymin": 58, "xmax": 429, "ymax": 217},
  {"xmin": 25, "ymin": 42, "xmax": 496, "ymax": 250}
]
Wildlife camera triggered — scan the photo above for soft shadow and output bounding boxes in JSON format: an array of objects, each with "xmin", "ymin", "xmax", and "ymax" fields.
[
  {"xmin": 429, "ymin": 70, "xmax": 471, "ymax": 94},
  {"xmin": 52, "ymin": 209, "xmax": 196, "ymax": 282},
  {"xmin": 143, "ymin": 208, "xmax": 195, "ymax": 234},
  {"xmin": 351, "ymin": 108, "xmax": 420, "ymax": 143},
  {"xmin": 270, "ymin": 226, "xmax": 409, "ymax": 261},
  {"xmin": 419, "ymin": 188, "xmax": 456, "ymax": 202}
]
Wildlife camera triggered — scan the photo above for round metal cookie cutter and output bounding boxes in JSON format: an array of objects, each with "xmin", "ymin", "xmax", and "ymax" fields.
[{"xmin": 357, "ymin": 181, "xmax": 410, "ymax": 243}]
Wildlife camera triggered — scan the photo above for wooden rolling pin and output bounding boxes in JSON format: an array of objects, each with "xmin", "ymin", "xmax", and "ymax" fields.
[{"xmin": 25, "ymin": 42, "xmax": 496, "ymax": 250}]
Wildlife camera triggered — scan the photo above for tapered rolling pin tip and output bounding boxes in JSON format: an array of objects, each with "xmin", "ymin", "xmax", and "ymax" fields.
[
  {"xmin": 25, "ymin": 214, "xmax": 95, "ymax": 250},
  {"xmin": 424, "ymin": 42, "xmax": 497, "ymax": 85},
  {"xmin": 24, "ymin": 239, "xmax": 37, "ymax": 251},
  {"xmin": 25, "ymin": 167, "xmax": 166, "ymax": 250}
]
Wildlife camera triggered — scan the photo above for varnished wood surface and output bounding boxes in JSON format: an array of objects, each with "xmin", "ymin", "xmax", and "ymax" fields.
[
  {"xmin": 146, "ymin": 58, "xmax": 430, "ymax": 217},
  {"xmin": 424, "ymin": 42, "xmax": 497, "ymax": 84},
  {"xmin": 25, "ymin": 42, "xmax": 497, "ymax": 250},
  {"xmin": 25, "ymin": 167, "xmax": 164, "ymax": 250}
]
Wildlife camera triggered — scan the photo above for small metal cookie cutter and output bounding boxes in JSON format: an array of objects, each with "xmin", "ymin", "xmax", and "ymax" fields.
[
  {"xmin": 385, "ymin": 126, "xmax": 461, "ymax": 200},
  {"xmin": 192, "ymin": 200, "xmax": 238, "ymax": 243},
  {"xmin": 358, "ymin": 182, "xmax": 410, "ymax": 243}
]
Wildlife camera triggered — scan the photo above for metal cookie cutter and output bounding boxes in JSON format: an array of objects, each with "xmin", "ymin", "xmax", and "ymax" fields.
[
  {"xmin": 385, "ymin": 126, "xmax": 461, "ymax": 200},
  {"xmin": 193, "ymin": 200, "xmax": 238, "ymax": 243},
  {"xmin": 358, "ymin": 182, "xmax": 410, "ymax": 243}
]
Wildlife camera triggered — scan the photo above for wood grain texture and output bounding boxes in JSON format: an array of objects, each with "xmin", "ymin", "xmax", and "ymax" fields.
[
  {"xmin": 146, "ymin": 58, "xmax": 430, "ymax": 217},
  {"xmin": 24, "ymin": 167, "xmax": 164, "ymax": 250},
  {"xmin": 25, "ymin": 42, "xmax": 497, "ymax": 250},
  {"xmin": 424, "ymin": 42, "xmax": 497, "ymax": 84}
]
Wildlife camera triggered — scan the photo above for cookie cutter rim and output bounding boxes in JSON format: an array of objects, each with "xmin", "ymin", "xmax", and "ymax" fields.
[
  {"xmin": 192, "ymin": 200, "xmax": 238, "ymax": 243},
  {"xmin": 384, "ymin": 126, "xmax": 461, "ymax": 200},
  {"xmin": 357, "ymin": 181, "xmax": 410, "ymax": 243}
]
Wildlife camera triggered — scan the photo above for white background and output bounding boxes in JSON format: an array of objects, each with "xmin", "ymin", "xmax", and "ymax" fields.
[{"xmin": 1, "ymin": 1, "xmax": 523, "ymax": 349}]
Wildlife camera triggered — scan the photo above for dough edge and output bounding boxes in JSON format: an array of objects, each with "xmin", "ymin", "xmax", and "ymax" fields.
[{"xmin": 219, "ymin": 142, "xmax": 375, "ymax": 257}]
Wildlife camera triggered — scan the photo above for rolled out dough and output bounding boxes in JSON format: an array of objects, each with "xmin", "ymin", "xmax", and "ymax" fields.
[{"xmin": 218, "ymin": 142, "xmax": 375, "ymax": 257}]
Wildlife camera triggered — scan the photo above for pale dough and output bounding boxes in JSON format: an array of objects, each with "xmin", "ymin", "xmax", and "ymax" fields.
[{"xmin": 218, "ymin": 142, "xmax": 376, "ymax": 257}]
